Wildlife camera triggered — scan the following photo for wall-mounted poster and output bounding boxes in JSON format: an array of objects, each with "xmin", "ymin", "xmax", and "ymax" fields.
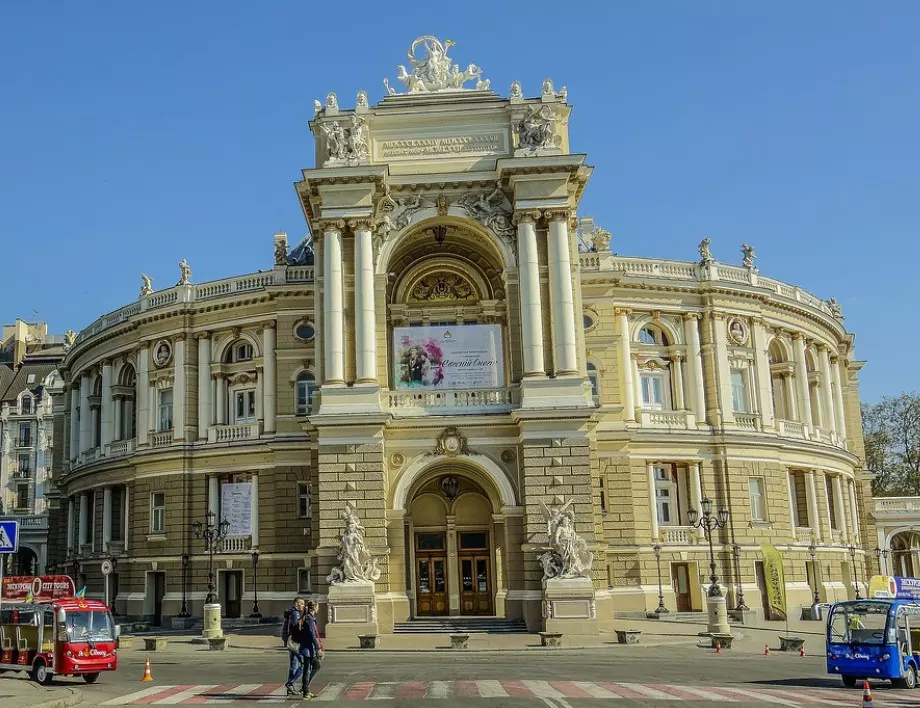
[
  {"xmin": 221, "ymin": 482, "xmax": 253, "ymax": 536},
  {"xmin": 393, "ymin": 325, "xmax": 503, "ymax": 390}
]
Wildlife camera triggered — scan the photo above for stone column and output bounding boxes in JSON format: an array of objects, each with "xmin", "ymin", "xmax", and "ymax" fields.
[
  {"xmin": 101, "ymin": 360, "xmax": 114, "ymax": 450},
  {"xmin": 78, "ymin": 493, "xmax": 88, "ymax": 548},
  {"xmin": 251, "ymin": 473, "xmax": 260, "ymax": 548},
  {"xmin": 353, "ymin": 220, "xmax": 377, "ymax": 383},
  {"xmin": 262, "ymin": 323, "xmax": 276, "ymax": 433},
  {"xmin": 79, "ymin": 371, "xmax": 91, "ymax": 452},
  {"xmin": 833, "ymin": 475, "xmax": 847, "ymax": 542},
  {"xmin": 671, "ymin": 355, "xmax": 685, "ymax": 410},
  {"xmin": 647, "ymin": 463, "xmax": 660, "ymax": 542},
  {"xmin": 102, "ymin": 486, "xmax": 112, "ymax": 551},
  {"xmin": 683, "ymin": 314, "xmax": 706, "ymax": 421},
  {"xmin": 209, "ymin": 475, "xmax": 220, "ymax": 520},
  {"xmin": 787, "ymin": 472, "xmax": 798, "ymax": 535},
  {"xmin": 69, "ymin": 384, "xmax": 79, "ymax": 460},
  {"xmin": 832, "ymin": 357, "xmax": 848, "ymax": 441},
  {"xmin": 516, "ymin": 212, "xmax": 545, "ymax": 376},
  {"xmin": 197, "ymin": 333, "xmax": 211, "ymax": 440},
  {"xmin": 67, "ymin": 498, "xmax": 75, "ymax": 551},
  {"xmin": 173, "ymin": 335, "xmax": 186, "ymax": 440},
  {"xmin": 711, "ymin": 314, "xmax": 735, "ymax": 424},
  {"xmin": 546, "ymin": 212, "xmax": 578, "ymax": 375},
  {"xmin": 136, "ymin": 345, "xmax": 149, "ymax": 446},
  {"xmin": 215, "ymin": 375, "xmax": 227, "ymax": 426},
  {"xmin": 113, "ymin": 395, "xmax": 123, "ymax": 442},
  {"xmin": 783, "ymin": 373, "xmax": 798, "ymax": 421},
  {"xmin": 752, "ymin": 319, "xmax": 775, "ymax": 428},
  {"xmin": 819, "ymin": 346, "xmax": 837, "ymax": 436},
  {"xmin": 792, "ymin": 334, "xmax": 813, "ymax": 431},
  {"xmin": 690, "ymin": 463, "xmax": 705, "ymax": 540},
  {"xmin": 323, "ymin": 222, "xmax": 345, "ymax": 384},
  {"xmin": 123, "ymin": 485, "xmax": 131, "ymax": 552},
  {"xmin": 805, "ymin": 470, "xmax": 821, "ymax": 542},
  {"xmin": 617, "ymin": 310, "xmax": 635, "ymax": 420},
  {"xmin": 446, "ymin": 515, "xmax": 459, "ymax": 614}
]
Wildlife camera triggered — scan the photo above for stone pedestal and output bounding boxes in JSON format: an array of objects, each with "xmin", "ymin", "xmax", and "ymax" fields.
[
  {"xmin": 706, "ymin": 595, "xmax": 731, "ymax": 636},
  {"xmin": 325, "ymin": 581, "xmax": 378, "ymax": 641},
  {"xmin": 202, "ymin": 603, "xmax": 224, "ymax": 639},
  {"xmin": 542, "ymin": 577, "xmax": 598, "ymax": 635}
]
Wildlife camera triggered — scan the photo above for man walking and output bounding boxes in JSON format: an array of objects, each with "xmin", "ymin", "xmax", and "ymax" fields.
[
  {"xmin": 298, "ymin": 600, "xmax": 323, "ymax": 700},
  {"xmin": 282, "ymin": 597, "xmax": 305, "ymax": 697}
]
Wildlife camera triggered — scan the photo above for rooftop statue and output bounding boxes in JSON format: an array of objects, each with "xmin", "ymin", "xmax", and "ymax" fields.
[
  {"xmin": 177, "ymin": 258, "xmax": 192, "ymax": 286},
  {"xmin": 741, "ymin": 243, "xmax": 756, "ymax": 268},
  {"xmin": 140, "ymin": 273, "xmax": 153, "ymax": 297},
  {"xmin": 699, "ymin": 237, "xmax": 715, "ymax": 265},
  {"xmin": 386, "ymin": 36, "xmax": 490, "ymax": 94}
]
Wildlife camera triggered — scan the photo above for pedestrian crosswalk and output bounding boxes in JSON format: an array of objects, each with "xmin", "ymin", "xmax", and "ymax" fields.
[{"xmin": 98, "ymin": 680, "xmax": 920, "ymax": 705}]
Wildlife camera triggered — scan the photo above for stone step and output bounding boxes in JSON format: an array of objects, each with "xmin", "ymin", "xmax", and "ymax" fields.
[{"xmin": 393, "ymin": 618, "xmax": 528, "ymax": 634}]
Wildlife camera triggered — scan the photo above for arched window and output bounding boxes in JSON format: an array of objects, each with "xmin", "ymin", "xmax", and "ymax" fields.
[
  {"xmin": 92, "ymin": 376, "xmax": 103, "ymax": 446},
  {"xmin": 586, "ymin": 362, "xmax": 600, "ymax": 403},
  {"xmin": 296, "ymin": 372, "xmax": 316, "ymax": 416},
  {"xmin": 118, "ymin": 364, "xmax": 137, "ymax": 440},
  {"xmin": 806, "ymin": 351, "xmax": 823, "ymax": 426},
  {"xmin": 636, "ymin": 323, "xmax": 674, "ymax": 411},
  {"xmin": 769, "ymin": 341, "xmax": 792, "ymax": 420},
  {"xmin": 224, "ymin": 340, "xmax": 256, "ymax": 364},
  {"xmin": 20, "ymin": 395, "xmax": 32, "ymax": 415}
]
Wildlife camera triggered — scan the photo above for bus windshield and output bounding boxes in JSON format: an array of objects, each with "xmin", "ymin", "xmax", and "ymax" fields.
[
  {"xmin": 828, "ymin": 601, "xmax": 891, "ymax": 645},
  {"xmin": 65, "ymin": 610, "xmax": 115, "ymax": 642}
]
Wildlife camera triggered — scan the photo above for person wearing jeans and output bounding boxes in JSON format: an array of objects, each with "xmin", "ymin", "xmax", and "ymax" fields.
[
  {"xmin": 298, "ymin": 600, "xmax": 323, "ymax": 699},
  {"xmin": 283, "ymin": 597, "xmax": 305, "ymax": 696}
]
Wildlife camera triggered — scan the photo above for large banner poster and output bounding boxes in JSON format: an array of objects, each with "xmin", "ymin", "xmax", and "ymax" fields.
[
  {"xmin": 760, "ymin": 544, "xmax": 787, "ymax": 620},
  {"xmin": 869, "ymin": 575, "xmax": 920, "ymax": 600},
  {"xmin": 221, "ymin": 482, "xmax": 253, "ymax": 536},
  {"xmin": 393, "ymin": 325, "xmax": 503, "ymax": 390}
]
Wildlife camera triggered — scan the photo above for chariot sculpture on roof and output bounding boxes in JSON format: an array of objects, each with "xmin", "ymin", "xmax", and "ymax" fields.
[{"xmin": 384, "ymin": 35, "xmax": 490, "ymax": 94}]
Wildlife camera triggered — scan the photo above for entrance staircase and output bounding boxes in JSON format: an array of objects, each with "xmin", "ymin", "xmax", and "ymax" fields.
[{"xmin": 394, "ymin": 617, "xmax": 527, "ymax": 634}]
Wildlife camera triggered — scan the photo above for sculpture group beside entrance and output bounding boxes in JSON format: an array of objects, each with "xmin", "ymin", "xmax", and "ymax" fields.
[
  {"xmin": 538, "ymin": 499, "xmax": 594, "ymax": 580},
  {"xmin": 327, "ymin": 501, "xmax": 381, "ymax": 584}
]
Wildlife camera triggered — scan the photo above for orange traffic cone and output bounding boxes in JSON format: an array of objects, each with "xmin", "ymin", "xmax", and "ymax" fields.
[
  {"xmin": 764, "ymin": 644, "xmax": 771, "ymax": 656},
  {"xmin": 141, "ymin": 658, "xmax": 153, "ymax": 682},
  {"xmin": 799, "ymin": 645, "xmax": 806, "ymax": 657},
  {"xmin": 714, "ymin": 640, "xmax": 722, "ymax": 654},
  {"xmin": 862, "ymin": 680, "xmax": 874, "ymax": 708}
]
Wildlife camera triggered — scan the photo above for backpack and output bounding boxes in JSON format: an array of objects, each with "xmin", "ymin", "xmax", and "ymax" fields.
[{"xmin": 281, "ymin": 608, "xmax": 292, "ymax": 644}]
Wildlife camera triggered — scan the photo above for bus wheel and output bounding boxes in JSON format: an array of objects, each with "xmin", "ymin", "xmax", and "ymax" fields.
[
  {"xmin": 32, "ymin": 661, "xmax": 52, "ymax": 686},
  {"xmin": 842, "ymin": 676, "xmax": 858, "ymax": 688},
  {"xmin": 83, "ymin": 673, "xmax": 100, "ymax": 684},
  {"xmin": 895, "ymin": 665, "xmax": 917, "ymax": 689}
]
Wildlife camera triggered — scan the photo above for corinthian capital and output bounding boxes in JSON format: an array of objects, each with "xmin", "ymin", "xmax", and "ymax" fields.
[
  {"xmin": 320, "ymin": 219, "xmax": 346, "ymax": 234},
  {"xmin": 545, "ymin": 209, "xmax": 571, "ymax": 223},
  {"xmin": 347, "ymin": 218, "xmax": 374, "ymax": 232}
]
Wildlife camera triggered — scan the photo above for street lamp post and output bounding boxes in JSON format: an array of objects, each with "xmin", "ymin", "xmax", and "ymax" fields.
[
  {"xmin": 109, "ymin": 557, "xmax": 118, "ymax": 615},
  {"xmin": 732, "ymin": 543, "xmax": 749, "ymax": 611},
  {"xmin": 848, "ymin": 545, "xmax": 862, "ymax": 599},
  {"xmin": 192, "ymin": 511, "xmax": 230, "ymax": 605},
  {"xmin": 178, "ymin": 554, "xmax": 190, "ymax": 618},
  {"xmin": 874, "ymin": 546, "xmax": 890, "ymax": 576},
  {"xmin": 688, "ymin": 497, "xmax": 729, "ymax": 597},
  {"xmin": 808, "ymin": 543, "xmax": 821, "ymax": 607},
  {"xmin": 652, "ymin": 544, "xmax": 668, "ymax": 614},
  {"xmin": 249, "ymin": 550, "xmax": 262, "ymax": 619}
]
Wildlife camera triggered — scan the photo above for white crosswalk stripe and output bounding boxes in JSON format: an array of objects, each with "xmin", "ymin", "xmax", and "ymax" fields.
[
  {"xmin": 426, "ymin": 680, "xmax": 452, "ymax": 699},
  {"xmin": 716, "ymin": 687, "xmax": 799, "ymax": 706},
  {"xmin": 521, "ymin": 680, "xmax": 566, "ymax": 699},
  {"xmin": 315, "ymin": 682, "xmax": 347, "ymax": 701},
  {"xmin": 369, "ymin": 682, "xmax": 397, "ymax": 700},
  {"xmin": 476, "ymin": 680, "xmax": 509, "ymax": 698},
  {"xmin": 671, "ymin": 684, "xmax": 737, "ymax": 702},
  {"xmin": 616, "ymin": 683, "xmax": 682, "ymax": 700},
  {"xmin": 101, "ymin": 686, "xmax": 179, "ymax": 705},
  {"xmin": 256, "ymin": 686, "xmax": 287, "ymax": 703},
  {"xmin": 153, "ymin": 685, "xmax": 218, "ymax": 704},
  {"xmin": 206, "ymin": 683, "xmax": 264, "ymax": 704},
  {"xmin": 572, "ymin": 681, "xmax": 620, "ymax": 699}
]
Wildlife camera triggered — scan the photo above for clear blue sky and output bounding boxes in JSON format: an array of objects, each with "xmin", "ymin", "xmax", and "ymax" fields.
[{"xmin": 1, "ymin": 2, "xmax": 916, "ymax": 402}]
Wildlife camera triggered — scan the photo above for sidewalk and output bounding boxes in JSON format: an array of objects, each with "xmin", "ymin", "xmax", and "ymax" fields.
[{"xmin": 0, "ymin": 674, "xmax": 81, "ymax": 708}]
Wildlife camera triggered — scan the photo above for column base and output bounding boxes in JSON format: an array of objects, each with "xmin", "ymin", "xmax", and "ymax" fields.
[
  {"xmin": 520, "ymin": 375, "xmax": 593, "ymax": 410},
  {"xmin": 317, "ymin": 384, "xmax": 382, "ymax": 415},
  {"xmin": 542, "ymin": 576, "xmax": 598, "ymax": 635},
  {"xmin": 325, "ymin": 581, "xmax": 378, "ymax": 641}
]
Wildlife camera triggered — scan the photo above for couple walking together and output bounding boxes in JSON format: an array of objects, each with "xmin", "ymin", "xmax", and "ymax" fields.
[{"xmin": 282, "ymin": 598, "xmax": 324, "ymax": 699}]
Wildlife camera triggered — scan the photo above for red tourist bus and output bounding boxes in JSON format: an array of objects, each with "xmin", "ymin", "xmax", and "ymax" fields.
[{"xmin": 0, "ymin": 575, "xmax": 118, "ymax": 684}]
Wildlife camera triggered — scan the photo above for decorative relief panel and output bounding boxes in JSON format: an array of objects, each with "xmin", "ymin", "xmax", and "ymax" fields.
[{"xmin": 408, "ymin": 272, "xmax": 476, "ymax": 303}]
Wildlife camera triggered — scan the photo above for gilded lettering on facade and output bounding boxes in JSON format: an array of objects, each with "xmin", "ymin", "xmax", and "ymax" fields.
[{"xmin": 377, "ymin": 133, "xmax": 505, "ymax": 159}]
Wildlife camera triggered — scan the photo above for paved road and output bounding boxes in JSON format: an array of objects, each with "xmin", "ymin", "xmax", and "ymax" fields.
[{"xmin": 4, "ymin": 645, "xmax": 915, "ymax": 706}]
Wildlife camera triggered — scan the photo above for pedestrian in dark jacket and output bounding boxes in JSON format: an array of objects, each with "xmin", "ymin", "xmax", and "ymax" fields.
[
  {"xmin": 297, "ymin": 600, "xmax": 323, "ymax": 699},
  {"xmin": 282, "ymin": 597, "xmax": 305, "ymax": 696}
]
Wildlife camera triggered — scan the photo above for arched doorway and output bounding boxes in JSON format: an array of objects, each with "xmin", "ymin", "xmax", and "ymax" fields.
[
  {"xmin": 889, "ymin": 531, "xmax": 920, "ymax": 578},
  {"xmin": 407, "ymin": 469, "xmax": 498, "ymax": 617},
  {"xmin": 8, "ymin": 546, "xmax": 39, "ymax": 575}
]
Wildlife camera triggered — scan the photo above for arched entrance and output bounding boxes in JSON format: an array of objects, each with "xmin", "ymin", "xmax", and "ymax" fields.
[
  {"xmin": 406, "ymin": 466, "xmax": 501, "ymax": 617},
  {"xmin": 889, "ymin": 531, "xmax": 920, "ymax": 578}
]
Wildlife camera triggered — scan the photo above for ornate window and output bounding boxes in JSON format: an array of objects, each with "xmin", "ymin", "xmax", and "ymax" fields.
[
  {"xmin": 20, "ymin": 395, "xmax": 32, "ymax": 415},
  {"xmin": 653, "ymin": 465, "xmax": 677, "ymax": 526},
  {"xmin": 234, "ymin": 390, "xmax": 257, "ymax": 423},
  {"xmin": 296, "ymin": 372, "xmax": 315, "ymax": 416},
  {"xmin": 806, "ymin": 351, "xmax": 823, "ymax": 426},
  {"xmin": 586, "ymin": 362, "xmax": 600, "ymax": 402},
  {"xmin": 731, "ymin": 369, "xmax": 750, "ymax": 413},
  {"xmin": 234, "ymin": 342, "xmax": 254, "ymax": 362},
  {"xmin": 749, "ymin": 477, "xmax": 766, "ymax": 521},
  {"xmin": 150, "ymin": 492, "xmax": 165, "ymax": 534},
  {"xmin": 769, "ymin": 340, "xmax": 793, "ymax": 420},
  {"xmin": 298, "ymin": 483, "xmax": 312, "ymax": 519},
  {"xmin": 158, "ymin": 390, "xmax": 173, "ymax": 431},
  {"xmin": 295, "ymin": 322, "xmax": 316, "ymax": 342},
  {"xmin": 583, "ymin": 313, "xmax": 597, "ymax": 331},
  {"xmin": 638, "ymin": 326, "xmax": 668, "ymax": 346}
]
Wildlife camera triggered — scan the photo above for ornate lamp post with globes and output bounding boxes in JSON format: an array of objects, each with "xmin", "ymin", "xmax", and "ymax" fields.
[
  {"xmin": 688, "ymin": 497, "xmax": 731, "ymax": 639},
  {"xmin": 652, "ymin": 543, "xmax": 668, "ymax": 614},
  {"xmin": 249, "ymin": 550, "xmax": 262, "ymax": 619},
  {"xmin": 848, "ymin": 545, "xmax": 862, "ymax": 599},
  {"xmin": 192, "ymin": 511, "xmax": 230, "ymax": 605}
]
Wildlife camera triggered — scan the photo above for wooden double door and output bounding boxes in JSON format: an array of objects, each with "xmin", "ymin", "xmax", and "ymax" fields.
[{"xmin": 415, "ymin": 531, "xmax": 492, "ymax": 616}]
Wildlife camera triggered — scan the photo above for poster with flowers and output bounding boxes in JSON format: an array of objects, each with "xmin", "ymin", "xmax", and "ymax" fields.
[{"xmin": 393, "ymin": 325, "xmax": 503, "ymax": 390}]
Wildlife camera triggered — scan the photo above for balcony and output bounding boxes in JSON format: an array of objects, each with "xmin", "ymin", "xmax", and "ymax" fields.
[
  {"xmin": 78, "ymin": 447, "xmax": 99, "ymax": 465},
  {"xmin": 208, "ymin": 422, "xmax": 261, "ymax": 444},
  {"xmin": 733, "ymin": 413, "xmax": 761, "ymax": 431},
  {"xmin": 794, "ymin": 526, "xmax": 815, "ymax": 544},
  {"xmin": 661, "ymin": 526, "xmax": 695, "ymax": 544},
  {"xmin": 17, "ymin": 437, "xmax": 32, "ymax": 449},
  {"xmin": 151, "ymin": 431, "xmax": 173, "ymax": 448},
  {"xmin": 813, "ymin": 427, "xmax": 835, "ymax": 445},
  {"xmin": 220, "ymin": 535, "xmax": 251, "ymax": 553},
  {"xmin": 778, "ymin": 419, "xmax": 808, "ymax": 440},
  {"xmin": 106, "ymin": 439, "xmax": 136, "ymax": 458},
  {"xmin": 639, "ymin": 410, "xmax": 695, "ymax": 430},
  {"xmin": 387, "ymin": 387, "xmax": 516, "ymax": 417},
  {"xmin": 105, "ymin": 541, "xmax": 126, "ymax": 555},
  {"xmin": 874, "ymin": 497, "xmax": 920, "ymax": 517}
]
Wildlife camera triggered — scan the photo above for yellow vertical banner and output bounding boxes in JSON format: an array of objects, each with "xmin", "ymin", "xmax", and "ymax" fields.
[{"xmin": 761, "ymin": 544, "xmax": 787, "ymax": 620}]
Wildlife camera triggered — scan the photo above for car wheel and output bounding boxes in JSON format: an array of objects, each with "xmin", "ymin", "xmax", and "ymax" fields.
[
  {"xmin": 895, "ymin": 665, "xmax": 917, "ymax": 689},
  {"xmin": 82, "ymin": 672, "xmax": 100, "ymax": 684},
  {"xmin": 842, "ymin": 676, "xmax": 858, "ymax": 688}
]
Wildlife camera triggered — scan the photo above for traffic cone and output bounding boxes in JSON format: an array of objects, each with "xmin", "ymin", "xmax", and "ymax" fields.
[
  {"xmin": 799, "ymin": 645, "xmax": 806, "ymax": 657},
  {"xmin": 141, "ymin": 658, "xmax": 153, "ymax": 682},
  {"xmin": 764, "ymin": 644, "xmax": 771, "ymax": 656},
  {"xmin": 862, "ymin": 680, "xmax": 874, "ymax": 708},
  {"xmin": 715, "ymin": 640, "xmax": 722, "ymax": 654}
]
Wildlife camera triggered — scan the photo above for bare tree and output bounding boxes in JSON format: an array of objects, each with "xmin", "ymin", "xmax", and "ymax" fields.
[{"xmin": 862, "ymin": 393, "xmax": 920, "ymax": 496}]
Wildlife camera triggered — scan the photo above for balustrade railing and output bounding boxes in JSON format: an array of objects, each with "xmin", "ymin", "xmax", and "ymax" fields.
[
  {"xmin": 778, "ymin": 419, "xmax": 807, "ymax": 439},
  {"xmin": 208, "ymin": 422, "xmax": 260, "ymax": 443},
  {"xmin": 106, "ymin": 439, "xmax": 136, "ymax": 458},
  {"xmin": 874, "ymin": 497, "xmax": 920, "ymax": 515},
  {"xmin": 151, "ymin": 431, "xmax": 173, "ymax": 448},
  {"xmin": 640, "ymin": 410, "xmax": 693, "ymax": 429},
  {"xmin": 794, "ymin": 527, "xmax": 815, "ymax": 544},
  {"xmin": 220, "ymin": 536, "xmax": 251, "ymax": 553},
  {"xmin": 387, "ymin": 387, "xmax": 516, "ymax": 416},
  {"xmin": 661, "ymin": 526, "xmax": 694, "ymax": 544},
  {"xmin": 734, "ymin": 413, "xmax": 760, "ymax": 431},
  {"xmin": 79, "ymin": 448, "xmax": 99, "ymax": 465}
]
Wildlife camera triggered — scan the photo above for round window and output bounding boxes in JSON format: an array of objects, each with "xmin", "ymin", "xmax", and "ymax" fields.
[
  {"xmin": 583, "ymin": 314, "xmax": 596, "ymax": 330},
  {"xmin": 295, "ymin": 323, "xmax": 315, "ymax": 341}
]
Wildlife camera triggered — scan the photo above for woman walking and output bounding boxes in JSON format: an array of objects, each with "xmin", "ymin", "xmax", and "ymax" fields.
[{"xmin": 297, "ymin": 600, "xmax": 323, "ymax": 700}]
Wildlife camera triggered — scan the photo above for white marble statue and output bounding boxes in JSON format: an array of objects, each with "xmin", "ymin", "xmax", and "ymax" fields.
[
  {"xmin": 327, "ymin": 502, "xmax": 381, "ymax": 584},
  {"xmin": 456, "ymin": 186, "xmax": 514, "ymax": 242},
  {"xmin": 274, "ymin": 235, "xmax": 288, "ymax": 266},
  {"xmin": 510, "ymin": 80, "xmax": 523, "ymax": 99},
  {"xmin": 539, "ymin": 499, "xmax": 593, "ymax": 580},
  {"xmin": 389, "ymin": 36, "xmax": 488, "ymax": 93},
  {"xmin": 518, "ymin": 105, "xmax": 559, "ymax": 150},
  {"xmin": 741, "ymin": 243, "xmax": 756, "ymax": 268},
  {"xmin": 321, "ymin": 115, "xmax": 369, "ymax": 166},
  {"xmin": 326, "ymin": 92, "xmax": 338, "ymax": 110},
  {"xmin": 63, "ymin": 329, "xmax": 76, "ymax": 348},
  {"xmin": 356, "ymin": 89, "xmax": 368, "ymax": 108},
  {"xmin": 177, "ymin": 258, "xmax": 191, "ymax": 285},
  {"xmin": 140, "ymin": 273, "xmax": 153, "ymax": 297},
  {"xmin": 313, "ymin": 99, "xmax": 323, "ymax": 117},
  {"xmin": 321, "ymin": 120, "xmax": 347, "ymax": 160},
  {"xmin": 827, "ymin": 297, "xmax": 843, "ymax": 318},
  {"xmin": 699, "ymin": 237, "xmax": 714, "ymax": 264},
  {"xmin": 347, "ymin": 114, "xmax": 369, "ymax": 159},
  {"xmin": 588, "ymin": 226, "xmax": 611, "ymax": 253}
]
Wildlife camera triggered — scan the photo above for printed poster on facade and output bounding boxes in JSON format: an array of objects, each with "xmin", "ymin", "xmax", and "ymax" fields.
[
  {"xmin": 221, "ymin": 482, "xmax": 252, "ymax": 536},
  {"xmin": 393, "ymin": 325, "xmax": 503, "ymax": 390}
]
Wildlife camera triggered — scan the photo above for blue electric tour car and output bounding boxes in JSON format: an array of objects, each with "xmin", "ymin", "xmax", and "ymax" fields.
[{"xmin": 827, "ymin": 599, "xmax": 920, "ymax": 689}]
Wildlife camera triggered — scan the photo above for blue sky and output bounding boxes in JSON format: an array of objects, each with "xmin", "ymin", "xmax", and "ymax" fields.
[{"xmin": 1, "ymin": 2, "xmax": 916, "ymax": 401}]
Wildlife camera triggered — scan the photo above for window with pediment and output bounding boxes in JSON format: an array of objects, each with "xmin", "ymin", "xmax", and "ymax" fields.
[{"xmin": 635, "ymin": 322, "xmax": 675, "ymax": 411}]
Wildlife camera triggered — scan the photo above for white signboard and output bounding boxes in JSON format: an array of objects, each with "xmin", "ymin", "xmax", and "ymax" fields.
[
  {"xmin": 393, "ymin": 325, "xmax": 503, "ymax": 390},
  {"xmin": 221, "ymin": 482, "xmax": 252, "ymax": 536}
]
